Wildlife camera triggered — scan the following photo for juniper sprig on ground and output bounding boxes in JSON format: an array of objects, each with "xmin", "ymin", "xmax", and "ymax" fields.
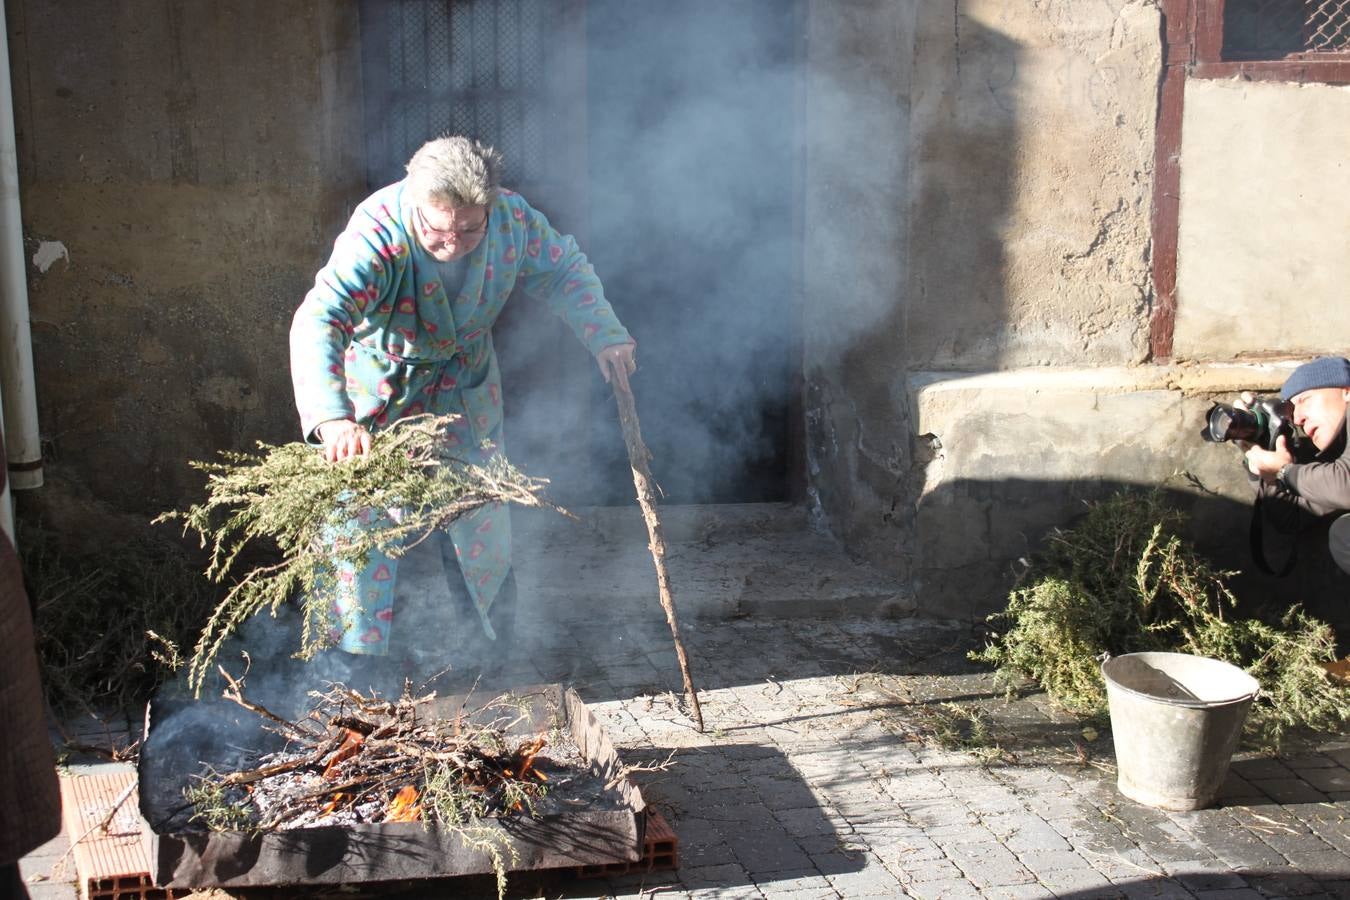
[
  {"xmin": 974, "ymin": 490, "xmax": 1350, "ymax": 749},
  {"xmin": 156, "ymin": 414, "xmax": 560, "ymax": 694}
]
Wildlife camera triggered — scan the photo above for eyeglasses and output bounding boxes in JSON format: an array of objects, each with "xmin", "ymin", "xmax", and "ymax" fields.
[{"xmin": 415, "ymin": 206, "xmax": 488, "ymax": 241}]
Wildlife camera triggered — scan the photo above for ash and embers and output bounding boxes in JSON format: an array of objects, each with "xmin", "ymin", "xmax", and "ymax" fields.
[{"xmin": 185, "ymin": 675, "xmax": 623, "ymax": 833}]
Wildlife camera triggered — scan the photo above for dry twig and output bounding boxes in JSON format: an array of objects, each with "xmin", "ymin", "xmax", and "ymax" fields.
[{"xmin": 191, "ymin": 676, "xmax": 555, "ymax": 834}]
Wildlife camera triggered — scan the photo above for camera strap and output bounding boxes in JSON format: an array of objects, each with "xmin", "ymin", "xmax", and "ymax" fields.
[{"xmin": 1249, "ymin": 495, "xmax": 1298, "ymax": 577}]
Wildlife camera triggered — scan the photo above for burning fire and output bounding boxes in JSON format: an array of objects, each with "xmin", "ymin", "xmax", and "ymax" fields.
[
  {"xmin": 204, "ymin": 683, "xmax": 563, "ymax": 831},
  {"xmin": 322, "ymin": 728, "xmax": 366, "ymax": 779},
  {"xmin": 514, "ymin": 736, "xmax": 548, "ymax": 782},
  {"xmin": 384, "ymin": 785, "xmax": 423, "ymax": 823},
  {"xmin": 319, "ymin": 792, "xmax": 350, "ymax": 817}
]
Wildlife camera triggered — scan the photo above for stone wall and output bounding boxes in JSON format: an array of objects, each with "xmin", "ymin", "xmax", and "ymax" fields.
[
  {"xmin": 801, "ymin": 0, "xmax": 915, "ymax": 579},
  {"xmin": 8, "ymin": 1, "xmax": 1340, "ymax": 622},
  {"xmin": 906, "ymin": 1, "xmax": 1159, "ymax": 370},
  {"xmin": 7, "ymin": 1, "xmax": 365, "ymax": 530},
  {"xmin": 803, "ymin": 0, "xmax": 1170, "ymax": 613}
]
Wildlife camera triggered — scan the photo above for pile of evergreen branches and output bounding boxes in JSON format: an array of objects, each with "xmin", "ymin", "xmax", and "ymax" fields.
[
  {"xmin": 22, "ymin": 523, "xmax": 216, "ymax": 715},
  {"xmin": 974, "ymin": 490, "xmax": 1350, "ymax": 748},
  {"xmin": 158, "ymin": 415, "xmax": 558, "ymax": 694}
]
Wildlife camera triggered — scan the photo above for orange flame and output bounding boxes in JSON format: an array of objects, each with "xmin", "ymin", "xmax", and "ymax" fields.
[
  {"xmin": 323, "ymin": 728, "xmax": 366, "ymax": 779},
  {"xmin": 515, "ymin": 736, "xmax": 548, "ymax": 781},
  {"xmin": 385, "ymin": 785, "xmax": 423, "ymax": 823},
  {"xmin": 320, "ymin": 791, "xmax": 350, "ymax": 817}
]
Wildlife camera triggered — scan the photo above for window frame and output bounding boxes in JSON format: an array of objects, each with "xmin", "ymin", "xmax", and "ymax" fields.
[
  {"xmin": 1149, "ymin": 0, "xmax": 1350, "ymax": 362},
  {"xmin": 1192, "ymin": 0, "xmax": 1350, "ymax": 83}
]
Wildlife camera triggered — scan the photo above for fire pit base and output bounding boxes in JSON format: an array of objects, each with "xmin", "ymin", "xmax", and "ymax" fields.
[
  {"xmin": 59, "ymin": 770, "xmax": 189, "ymax": 900},
  {"xmin": 139, "ymin": 684, "xmax": 647, "ymax": 889},
  {"xmin": 576, "ymin": 806, "xmax": 679, "ymax": 878}
]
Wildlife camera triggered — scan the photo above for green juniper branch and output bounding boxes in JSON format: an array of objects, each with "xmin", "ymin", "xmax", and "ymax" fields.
[
  {"xmin": 974, "ymin": 490, "xmax": 1350, "ymax": 749},
  {"xmin": 156, "ymin": 414, "xmax": 563, "ymax": 694}
]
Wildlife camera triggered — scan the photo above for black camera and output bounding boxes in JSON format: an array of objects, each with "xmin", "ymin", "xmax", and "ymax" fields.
[{"xmin": 1200, "ymin": 397, "xmax": 1302, "ymax": 453}]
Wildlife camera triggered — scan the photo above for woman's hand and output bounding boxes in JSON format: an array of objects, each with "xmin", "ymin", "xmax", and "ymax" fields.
[
  {"xmin": 596, "ymin": 341, "xmax": 637, "ymax": 390},
  {"xmin": 317, "ymin": 419, "xmax": 372, "ymax": 463}
]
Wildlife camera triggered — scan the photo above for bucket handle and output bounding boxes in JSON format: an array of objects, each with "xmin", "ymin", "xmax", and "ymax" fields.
[{"xmin": 1098, "ymin": 650, "xmax": 1263, "ymax": 703}]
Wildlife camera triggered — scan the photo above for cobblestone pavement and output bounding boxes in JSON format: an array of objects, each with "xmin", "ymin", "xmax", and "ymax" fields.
[{"xmin": 24, "ymin": 617, "xmax": 1350, "ymax": 899}]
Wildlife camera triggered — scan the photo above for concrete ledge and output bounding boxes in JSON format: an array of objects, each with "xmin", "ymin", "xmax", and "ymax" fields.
[
  {"xmin": 909, "ymin": 362, "xmax": 1299, "ymax": 410},
  {"xmin": 903, "ymin": 364, "xmax": 1279, "ymax": 618},
  {"xmin": 907, "ymin": 365, "xmax": 1260, "ymax": 490}
]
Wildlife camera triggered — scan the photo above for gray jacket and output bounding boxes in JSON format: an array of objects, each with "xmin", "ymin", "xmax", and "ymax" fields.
[{"xmin": 1258, "ymin": 409, "xmax": 1350, "ymax": 526}]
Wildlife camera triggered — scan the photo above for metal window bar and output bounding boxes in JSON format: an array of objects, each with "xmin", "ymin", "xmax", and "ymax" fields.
[
  {"xmin": 360, "ymin": 0, "xmax": 556, "ymax": 188},
  {"xmin": 1224, "ymin": 0, "xmax": 1350, "ymax": 59}
]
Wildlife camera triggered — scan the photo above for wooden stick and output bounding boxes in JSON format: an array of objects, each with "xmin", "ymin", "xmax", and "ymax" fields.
[{"xmin": 610, "ymin": 379, "xmax": 705, "ymax": 732}]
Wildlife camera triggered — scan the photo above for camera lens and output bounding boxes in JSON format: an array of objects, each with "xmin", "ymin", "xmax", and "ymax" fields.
[
  {"xmin": 1202, "ymin": 403, "xmax": 1262, "ymax": 444},
  {"xmin": 1205, "ymin": 405, "xmax": 1236, "ymax": 442}
]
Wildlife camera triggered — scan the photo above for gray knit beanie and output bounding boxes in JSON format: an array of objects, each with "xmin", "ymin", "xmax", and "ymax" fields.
[{"xmin": 1280, "ymin": 356, "xmax": 1350, "ymax": 401}]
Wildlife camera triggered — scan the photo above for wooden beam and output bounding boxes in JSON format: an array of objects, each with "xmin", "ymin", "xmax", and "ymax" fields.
[{"xmin": 1149, "ymin": 0, "xmax": 1192, "ymax": 363}]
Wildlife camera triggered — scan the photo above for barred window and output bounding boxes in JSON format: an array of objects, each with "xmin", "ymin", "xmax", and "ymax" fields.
[
  {"xmin": 1223, "ymin": 0, "xmax": 1350, "ymax": 59},
  {"xmin": 358, "ymin": 0, "xmax": 563, "ymax": 191}
]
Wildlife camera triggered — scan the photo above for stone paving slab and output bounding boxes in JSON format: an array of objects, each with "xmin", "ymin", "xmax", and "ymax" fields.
[{"xmin": 23, "ymin": 617, "xmax": 1350, "ymax": 899}]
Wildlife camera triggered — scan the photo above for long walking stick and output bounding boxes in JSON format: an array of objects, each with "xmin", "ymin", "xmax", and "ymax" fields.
[{"xmin": 611, "ymin": 378, "xmax": 705, "ymax": 732}]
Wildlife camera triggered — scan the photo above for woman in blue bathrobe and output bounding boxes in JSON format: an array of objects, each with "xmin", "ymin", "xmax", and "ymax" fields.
[{"xmin": 290, "ymin": 136, "xmax": 635, "ymax": 656}]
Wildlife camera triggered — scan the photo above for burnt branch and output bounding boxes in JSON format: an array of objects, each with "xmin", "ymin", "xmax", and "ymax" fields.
[
  {"xmin": 195, "ymin": 681, "xmax": 560, "ymax": 835},
  {"xmin": 218, "ymin": 665, "xmax": 326, "ymax": 744}
]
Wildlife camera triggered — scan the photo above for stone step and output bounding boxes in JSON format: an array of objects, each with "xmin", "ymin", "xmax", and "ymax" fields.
[
  {"xmin": 510, "ymin": 503, "xmax": 913, "ymax": 622},
  {"xmin": 512, "ymin": 501, "xmax": 809, "ymax": 545}
]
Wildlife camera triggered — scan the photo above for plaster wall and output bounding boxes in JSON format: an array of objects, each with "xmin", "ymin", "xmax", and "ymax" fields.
[
  {"xmin": 1174, "ymin": 79, "xmax": 1350, "ymax": 361},
  {"xmin": 7, "ymin": 1, "xmax": 365, "ymax": 526},
  {"xmin": 801, "ymin": 0, "xmax": 915, "ymax": 575},
  {"xmin": 906, "ymin": 0, "xmax": 1158, "ymax": 369},
  {"xmin": 804, "ymin": 1, "xmax": 1164, "ymax": 603}
]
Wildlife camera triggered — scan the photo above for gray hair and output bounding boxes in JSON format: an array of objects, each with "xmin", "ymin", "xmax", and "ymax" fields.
[{"xmin": 405, "ymin": 136, "xmax": 503, "ymax": 207}]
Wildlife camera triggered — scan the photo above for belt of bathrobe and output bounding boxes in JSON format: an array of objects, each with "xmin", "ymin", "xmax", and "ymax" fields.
[{"xmin": 354, "ymin": 340, "xmax": 460, "ymax": 368}]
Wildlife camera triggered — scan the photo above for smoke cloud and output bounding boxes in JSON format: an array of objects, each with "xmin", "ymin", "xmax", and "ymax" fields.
[
  {"xmin": 162, "ymin": 0, "xmax": 917, "ymax": 721},
  {"xmin": 501, "ymin": 0, "xmax": 805, "ymax": 506}
]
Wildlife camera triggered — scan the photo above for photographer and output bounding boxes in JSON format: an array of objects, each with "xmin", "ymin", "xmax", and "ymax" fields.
[{"xmin": 1240, "ymin": 356, "xmax": 1350, "ymax": 575}]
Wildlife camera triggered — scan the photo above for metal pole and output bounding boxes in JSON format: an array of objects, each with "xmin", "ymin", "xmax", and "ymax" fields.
[
  {"xmin": 0, "ymin": 0, "xmax": 43, "ymax": 495},
  {"xmin": 0, "ymin": 391, "xmax": 13, "ymax": 545}
]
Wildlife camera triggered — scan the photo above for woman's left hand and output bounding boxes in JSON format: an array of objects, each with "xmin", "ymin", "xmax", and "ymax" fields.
[{"xmin": 596, "ymin": 341, "xmax": 637, "ymax": 390}]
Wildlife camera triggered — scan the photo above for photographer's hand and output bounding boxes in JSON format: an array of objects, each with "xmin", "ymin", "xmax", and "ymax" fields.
[{"xmin": 1245, "ymin": 435, "xmax": 1294, "ymax": 483}]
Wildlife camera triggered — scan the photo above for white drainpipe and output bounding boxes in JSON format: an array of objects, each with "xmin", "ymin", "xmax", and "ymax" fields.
[
  {"xmin": 0, "ymin": 387, "xmax": 13, "ymax": 544},
  {"xmin": 0, "ymin": 0, "xmax": 43, "ymax": 538}
]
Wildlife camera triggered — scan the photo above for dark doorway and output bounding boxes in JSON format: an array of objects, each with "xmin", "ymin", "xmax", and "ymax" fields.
[
  {"xmin": 358, "ymin": 0, "xmax": 803, "ymax": 506},
  {"xmin": 584, "ymin": 0, "xmax": 803, "ymax": 505}
]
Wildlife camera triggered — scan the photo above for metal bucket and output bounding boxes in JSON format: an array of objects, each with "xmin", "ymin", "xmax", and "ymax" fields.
[{"xmin": 1102, "ymin": 652, "xmax": 1259, "ymax": 811}]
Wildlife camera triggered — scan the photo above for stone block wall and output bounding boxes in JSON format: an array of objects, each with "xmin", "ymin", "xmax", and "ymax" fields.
[
  {"xmin": 7, "ymin": 1, "xmax": 365, "ymax": 529},
  {"xmin": 803, "ymin": 1, "xmax": 1180, "ymax": 615}
]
